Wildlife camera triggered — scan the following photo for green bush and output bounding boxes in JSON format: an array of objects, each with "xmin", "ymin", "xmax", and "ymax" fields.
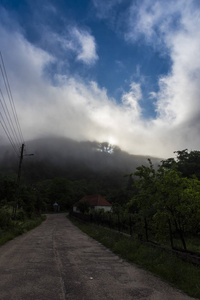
[
  {"xmin": 15, "ymin": 210, "xmax": 27, "ymax": 221},
  {"xmin": 0, "ymin": 206, "xmax": 12, "ymax": 229},
  {"xmin": 0, "ymin": 215, "xmax": 46, "ymax": 245}
]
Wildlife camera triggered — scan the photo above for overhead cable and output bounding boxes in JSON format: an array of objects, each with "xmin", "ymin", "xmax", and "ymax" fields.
[
  {"xmin": 0, "ymin": 51, "xmax": 24, "ymax": 156},
  {"xmin": 0, "ymin": 52, "xmax": 24, "ymax": 144}
]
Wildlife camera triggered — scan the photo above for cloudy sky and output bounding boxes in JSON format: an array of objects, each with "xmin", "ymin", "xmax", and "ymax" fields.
[{"xmin": 0, "ymin": 0, "xmax": 200, "ymax": 158}]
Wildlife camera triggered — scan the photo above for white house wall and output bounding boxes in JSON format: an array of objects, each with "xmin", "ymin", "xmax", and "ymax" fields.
[
  {"xmin": 73, "ymin": 206, "xmax": 112, "ymax": 212},
  {"xmin": 95, "ymin": 206, "xmax": 112, "ymax": 212}
]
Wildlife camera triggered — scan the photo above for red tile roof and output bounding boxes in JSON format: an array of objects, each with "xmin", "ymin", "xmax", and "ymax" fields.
[{"xmin": 74, "ymin": 194, "xmax": 111, "ymax": 207}]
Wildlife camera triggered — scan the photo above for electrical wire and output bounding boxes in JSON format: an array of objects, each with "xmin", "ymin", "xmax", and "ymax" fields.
[
  {"xmin": 0, "ymin": 112, "xmax": 19, "ymax": 156},
  {"xmin": 0, "ymin": 52, "xmax": 24, "ymax": 144},
  {"xmin": 0, "ymin": 51, "xmax": 24, "ymax": 156},
  {"xmin": 0, "ymin": 89, "xmax": 21, "ymax": 149}
]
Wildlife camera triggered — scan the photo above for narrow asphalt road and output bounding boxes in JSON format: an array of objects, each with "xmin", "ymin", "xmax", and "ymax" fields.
[{"xmin": 0, "ymin": 214, "xmax": 196, "ymax": 300}]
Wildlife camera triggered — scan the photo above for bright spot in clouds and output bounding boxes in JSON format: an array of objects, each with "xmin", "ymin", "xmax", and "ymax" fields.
[{"xmin": 0, "ymin": 0, "xmax": 200, "ymax": 158}]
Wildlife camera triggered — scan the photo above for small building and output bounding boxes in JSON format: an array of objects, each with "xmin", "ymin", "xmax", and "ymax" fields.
[
  {"xmin": 73, "ymin": 194, "xmax": 112, "ymax": 213},
  {"xmin": 53, "ymin": 202, "xmax": 59, "ymax": 212}
]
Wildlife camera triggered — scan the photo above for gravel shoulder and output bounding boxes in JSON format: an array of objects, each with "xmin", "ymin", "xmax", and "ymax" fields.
[{"xmin": 0, "ymin": 214, "xmax": 197, "ymax": 300}]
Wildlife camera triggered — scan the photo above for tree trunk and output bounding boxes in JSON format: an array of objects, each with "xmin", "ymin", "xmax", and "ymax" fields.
[
  {"xmin": 129, "ymin": 215, "xmax": 133, "ymax": 236},
  {"xmin": 174, "ymin": 218, "xmax": 187, "ymax": 250},
  {"xmin": 144, "ymin": 217, "xmax": 149, "ymax": 242},
  {"xmin": 168, "ymin": 219, "xmax": 174, "ymax": 249}
]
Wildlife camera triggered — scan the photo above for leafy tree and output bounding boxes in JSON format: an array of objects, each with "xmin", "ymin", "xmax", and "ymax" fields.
[
  {"xmin": 128, "ymin": 159, "xmax": 200, "ymax": 249},
  {"xmin": 128, "ymin": 159, "xmax": 157, "ymax": 241},
  {"xmin": 0, "ymin": 175, "xmax": 16, "ymax": 205},
  {"xmin": 42, "ymin": 178, "xmax": 74, "ymax": 211},
  {"xmin": 0, "ymin": 206, "xmax": 12, "ymax": 229},
  {"xmin": 154, "ymin": 167, "xmax": 200, "ymax": 250},
  {"xmin": 161, "ymin": 149, "xmax": 200, "ymax": 179},
  {"xmin": 98, "ymin": 142, "xmax": 114, "ymax": 153}
]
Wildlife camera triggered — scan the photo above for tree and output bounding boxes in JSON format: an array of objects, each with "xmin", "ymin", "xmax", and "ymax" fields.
[
  {"xmin": 154, "ymin": 167, "xmax": 200, "ymax": 250},
  {"xmin": 0, "ymin": 175, "xmax": 16, "ymax": 205},
  {"xmin": 98, "ymin": 142, "xmax": 114, "ymax": 153},
  {"xmin": 127, "ymin": 159, "xmax": 200, "ymax": 249},
  {"xmin": 46, "ymin": 178, "xmax": 74, "ymax": 210},
  {"xmin": 128, "ymin": 159, "xmax": 157, "ymax": 241},
  {"xmin": 161, "ymin": 149, "xmax": 200, "ymax": 179}
]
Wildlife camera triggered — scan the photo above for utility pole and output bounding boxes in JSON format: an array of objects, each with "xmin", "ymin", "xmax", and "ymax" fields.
[
  {"xmin": 13, "ymin": 143, "xmax": 24, "ymax": 216},
  {"xmin": 17, "ymin": 143, "xmax": 34, "ymax": 186},
  {"xmin": 13, "ymin": 143, "xmax": 33, "ymax": 216},
  {"xmin": 17, "ymin": 143, "xmax": 25, "ymax": 187}
]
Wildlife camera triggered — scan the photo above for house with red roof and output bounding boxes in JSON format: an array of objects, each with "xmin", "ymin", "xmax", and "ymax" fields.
[{"xmin": 73, "ymin": 194, "xmax": 112, "ymax": 212}]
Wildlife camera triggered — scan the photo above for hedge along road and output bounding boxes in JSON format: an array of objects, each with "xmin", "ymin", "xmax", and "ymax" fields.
[{"xmin": 0, "ymin": 214, "xmax": 196, "ymax": 300}]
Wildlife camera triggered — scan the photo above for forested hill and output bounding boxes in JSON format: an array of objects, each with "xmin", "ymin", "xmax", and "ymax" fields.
[{"xmin": 0, "ymin": 136, "xmax": 161, "ymax": 183}]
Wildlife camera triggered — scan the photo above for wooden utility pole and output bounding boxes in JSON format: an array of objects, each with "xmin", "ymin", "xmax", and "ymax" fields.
[
  {"xmin": 13, "ymin": 143, "xmax": 25, "ymax": 216},
  {"xmin": 17, "ymin": 143, "xmax": 25, "ymax": 186},
  {"xmin": 13, "ymin": 143, "xmax": 34, "ymax": 217}
]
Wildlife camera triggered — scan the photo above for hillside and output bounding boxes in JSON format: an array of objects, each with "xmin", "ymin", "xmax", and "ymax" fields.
[{"xmin": 0, "ymin": 136, "xmax": 161, "ymax": 183}]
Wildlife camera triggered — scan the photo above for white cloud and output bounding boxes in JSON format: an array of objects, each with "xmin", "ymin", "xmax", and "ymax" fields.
[
  {"xmin": 70, "ymin": 27, "xmax": 98, "ymax": 65},
  {"xmin": 1, "ymin": 1, "xmax": 200, "ymax": 159},
  {"xmin": 122, "ymin": 82, "xmax": 142, "ymax": 117},
  {"xmin": 35, "ymin": 26, "xmax": 98, "ymax": 66},
  {"xmin": 0, "ymin": 25, "xmax": 148, "ymax": 155},
  {"xmin": 124, "ymin": 0, "xmax": 200, "ymax": 151}
]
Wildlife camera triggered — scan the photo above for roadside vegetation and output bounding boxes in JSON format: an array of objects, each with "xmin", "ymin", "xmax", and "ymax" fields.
[
  {"xmin": 0, "ymin": 213, "xmax": 46, "ymax": 245},
  {"xmin": 0, "ymin": 175, "xmax": 46, "ymax": 246},
  {"xmin": 70, "ymin": 217, "xmax": 200, "ymax": 299}
]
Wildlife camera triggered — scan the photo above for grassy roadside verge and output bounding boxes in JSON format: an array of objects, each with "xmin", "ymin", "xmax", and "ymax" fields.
[
  {"xmin": 69, "ymin": 217, "xmax": 200, "ymax": 299},
  {"xmin": 0, "ymin": 215, "xmax": 46, "ymax": 246}
]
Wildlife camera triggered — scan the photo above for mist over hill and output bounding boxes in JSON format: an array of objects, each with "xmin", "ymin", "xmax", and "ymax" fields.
[{"xmin": 0, "ymin": 136, "xmax": 161, "ymax": 183}]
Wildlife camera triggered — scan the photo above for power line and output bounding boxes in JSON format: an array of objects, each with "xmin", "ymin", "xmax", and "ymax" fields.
[
  {"xmin": 0, "ymin": 51, "xmax": 24, "ymax": 156},
  {"xmin": 0, "ymin": 52, "xmax": 23, "ymax": 146},
  {"xmin": 0, "ymin": 112, "xmax": 19, "ymax": 156},
  {"xmin": 0, "ymin": 89, "xmax": 21, "ymax": 149},
  {"xmin": 0, "ymin": 52, "xmax": 24, "ymax": 144}
]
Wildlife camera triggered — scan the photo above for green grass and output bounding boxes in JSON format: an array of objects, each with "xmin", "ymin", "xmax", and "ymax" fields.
[
  {"xmin": 69, "ymin": 217, "xmax": 200, "ymax": 299},
  {"xmin": 0, "ymin": 215, "xmax": 46, "ymax": 245}
]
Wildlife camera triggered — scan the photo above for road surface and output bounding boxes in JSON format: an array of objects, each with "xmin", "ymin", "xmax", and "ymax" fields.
[{"xmin": 0, "ymin": 214, "xmax": 196, "ymax": 300}]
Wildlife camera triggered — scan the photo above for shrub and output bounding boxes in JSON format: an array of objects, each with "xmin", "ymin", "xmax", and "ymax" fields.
[
  {"xmin": 0, "ymin": 206, "xmax": 12, "ymax": 229},
  {"xmin": 15, "ymin": 210, "xmax": 27, "ymax": 221}
]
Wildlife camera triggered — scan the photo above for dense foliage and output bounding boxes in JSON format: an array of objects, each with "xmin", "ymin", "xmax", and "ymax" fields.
[
  {"xmin": 127, "ymin": 151, "xmax": 200, "ymax": 250},
  {"xmin": 1, "ymin": 147, "xmax": 200, "ymax": 252}
]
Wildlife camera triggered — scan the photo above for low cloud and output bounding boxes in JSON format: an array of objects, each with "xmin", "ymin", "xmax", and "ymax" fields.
[{"xmin": 1, "ymin": 1, "xmax": 200, "ymax": 159}]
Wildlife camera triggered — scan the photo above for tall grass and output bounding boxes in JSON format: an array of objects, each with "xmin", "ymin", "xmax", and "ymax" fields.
[
  {"xmin": 0, "ymin": 215, "xmax": 46, "ymax": 245},
  {"xmin": 70, "ymin": 217, "xmax": 200, "ymax": 299}
]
